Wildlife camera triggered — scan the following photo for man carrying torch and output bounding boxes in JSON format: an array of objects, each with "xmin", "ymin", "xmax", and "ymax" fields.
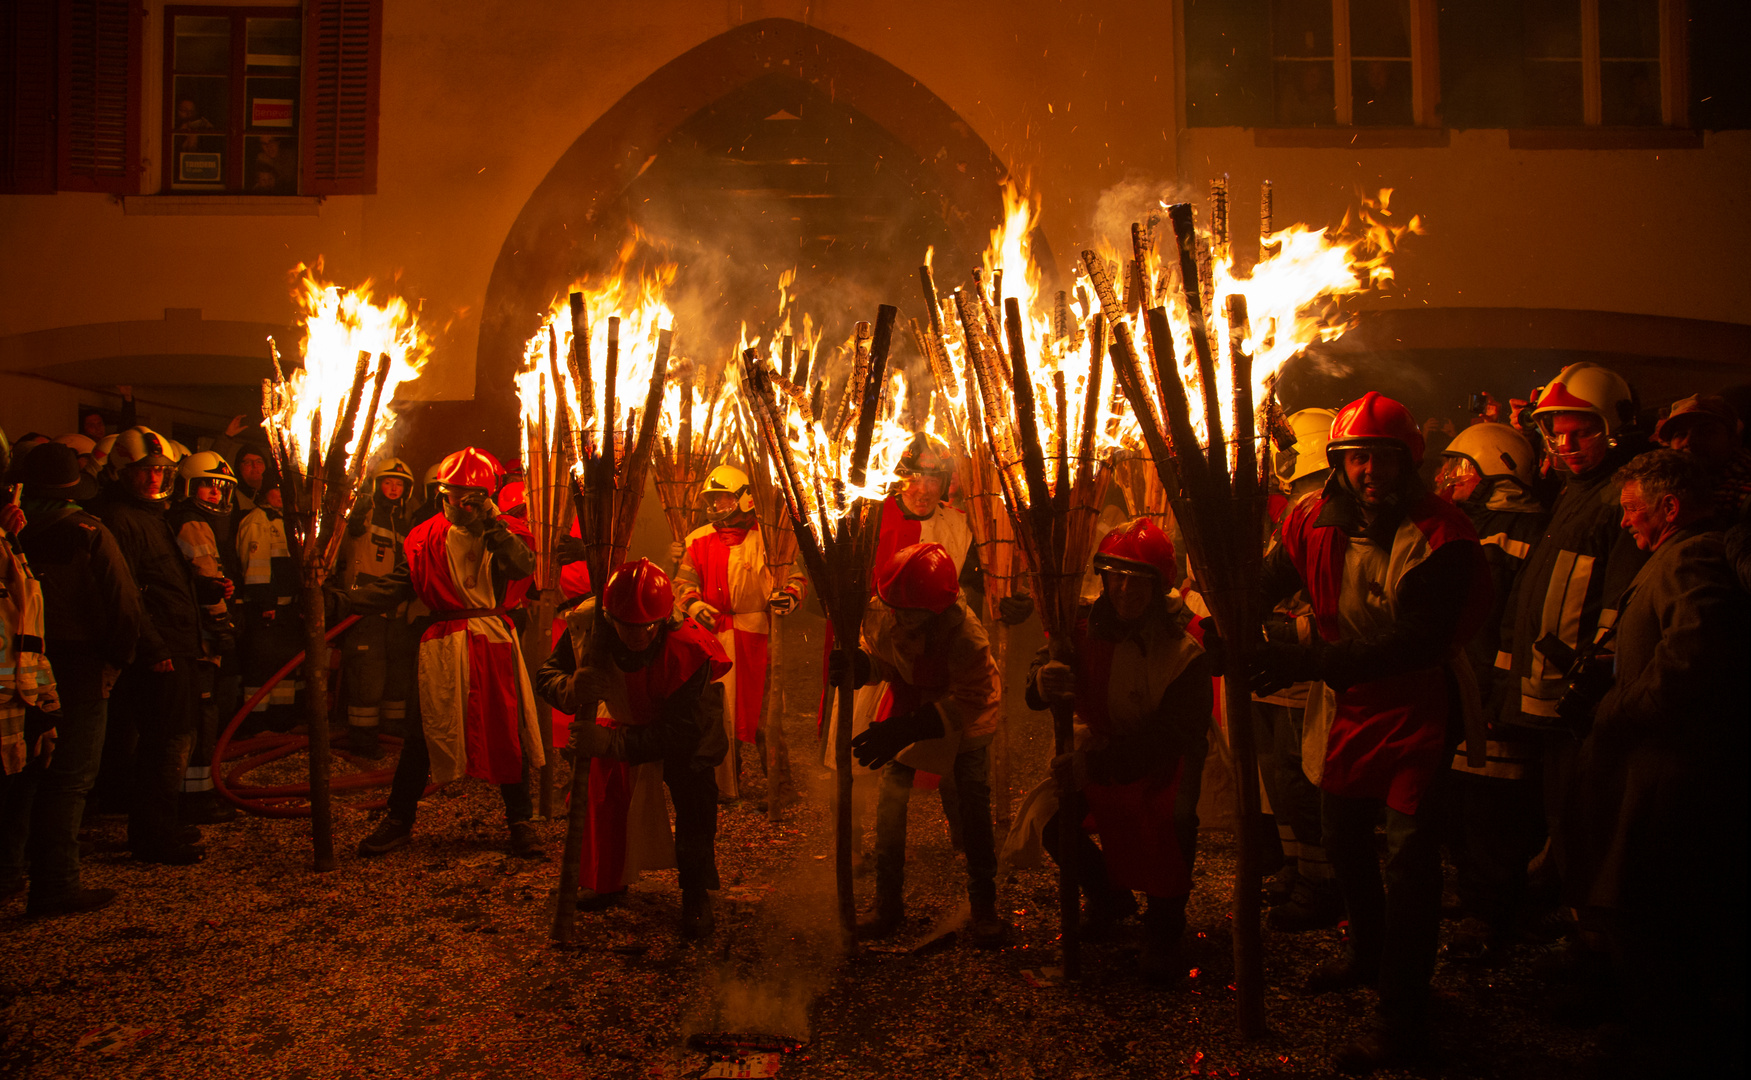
[
  {"xmin": 835, "ymin": 541, "xmax": 1007, "ymax": 947},
  {"xmin": 1022, "ymin": 517, "xmax": 1212, "ymax": 982},
  {"xmin": 672, "ymin": 465, "xmax": 805, "ymax": 800},
  {"xmin": 1249, "ymin": 392, "xmax": 1489, "ymax": 1073},
  {"xmin": 343, "ymin": 447, "xmax": 548, "ymax": 860},
  {"xmin": 536, "ymin": 558, "xmax": 731, "ymax": 940}
]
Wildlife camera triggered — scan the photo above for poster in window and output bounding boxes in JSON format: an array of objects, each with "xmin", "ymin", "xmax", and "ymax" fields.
[
  {"xmin": 252, "ymin": 98, "xmax": 294, "ymax": 127},
  {"xmin": 179, "ymin": 152, "xmax": 223, "ymax": 183},
  {"xmin": 245, "ymin": 135, "xmax": 297, "ymax": 194}
]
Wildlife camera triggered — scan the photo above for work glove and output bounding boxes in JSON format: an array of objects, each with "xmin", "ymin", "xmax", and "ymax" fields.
[
  {"xmin": 1248, "ymin": 641, "xmax": 1322, "ymax": 697},
  {"xmin": 555, "ymin": 535, "xmax": 588, "ymax": 565},
  {"xmin": 1050, "ymin": 750, "xmax": 1087, "ymax": 795},
  {"xmin": 565, "ymin": 719, "xmax": 618, "ymax": 761},
  {"xmin": 851, "ymin": 705, "xmax": 945, "ymax": 770},
  {"xmin": 825, "ymin": 647, "xmax": 872, "ymax": 690},
  {"xmin": 685, "ymin": 601, "xmax": 719, "ymax": 633},
  {"xmin": 668, "ymin": 540, "xmax": 686, "ymax": 568},
  {"xmin": 998, "ymin": 594, "xmax": 1034, "ymax": 625},
  {"xmin": 768, "ymin": 588, "xmax": 800, "ymax": 616},
  {"xmin": 1033, "ymin": 659, "xmax": 1076, "ymax": 703},
  {"xmin": 562, "ymin": 665, "xmax": 615, "ymax": 713},
  {"xmin": 1196, "ymin": 617, "xmax": 1226, "ymax": 672}
]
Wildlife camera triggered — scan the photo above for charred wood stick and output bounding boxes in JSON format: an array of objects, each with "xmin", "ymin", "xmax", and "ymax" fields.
[
  {"xmin": 1143, "ymin": 307, "xmax": 1215, "ymax": 502},
  {"xmin": 570, "ymin": 292, "xmax": 594, "ymax": 434},
  {"xmin": 1075, "ymin": 322, "xmax": 1105, "ymax": 494},
  {"xmin": 919, "ymin": 265, "xmax": 946, "ymax": 341},
  {"xmin": 850, "ymin": 307, "xmax": 896, "ymax": 489},
  {"xmin": 602, "ymin": 318, "xmax": 620, "ymax": 468},
  {"xmin": 1166, "ymin": 205, "xmax": 1229, "ymax": 495}
]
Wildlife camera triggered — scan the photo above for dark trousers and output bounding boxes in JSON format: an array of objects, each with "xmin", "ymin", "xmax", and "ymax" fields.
[
  {"xmin": 664, "ymin": 757, "xmax": 721, "ymax": 892},
  {"xmin": 0, "ymin": 652, "xmax": 109, "ymax": 899},
  {"xmin": 1253, "ymin": 701, "xmax": 1323, "ymax": 851},
  {"xmin": 341, "ymin": 613, "xmax": 416, "ymax": 716},
  {"xmin": 874, "ymin": 742, "xmax": 997, "ymax": 906},
  {"xmin": 1323, "ymin": 787, "xmax": 1444, "ymax": 1034},
  {"xmin": 110, "ymin": 659, "xmax": 199, "ymax": 852},
  {"xmin": 184, "ymin": 661, "xmax": 234, "ymax": 795},
  {"xmin": 1445, "ymin": 770, "xmax": 1545, "ymax": 935},
  {"xmin": 385, "ymin": 696, "xmax": 531, "ymax": 825}
]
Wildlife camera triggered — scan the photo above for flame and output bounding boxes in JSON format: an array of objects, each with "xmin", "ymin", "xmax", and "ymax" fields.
[{"xmin": 280, "ymin": 264, "xmax": 429, "ymax": 473}]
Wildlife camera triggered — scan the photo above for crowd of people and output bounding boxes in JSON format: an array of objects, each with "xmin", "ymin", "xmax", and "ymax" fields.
[{"xmin": 2, "ymin": 359, "xmax": 1746, "ymax": 1074}]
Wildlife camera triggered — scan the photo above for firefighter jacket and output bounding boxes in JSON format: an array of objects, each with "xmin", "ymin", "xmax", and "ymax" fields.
[
  {"xmin": 1261, "ymin": 483, "xmax": 1491, "ymax": 814},
  {"xmin": 861, "ymin": 596, "xmax": 1002, "ymax": 774},
  {"xmin": 1, "ymin": 522, "xmax": 57, "ymax": 774},
  {"xmin": 1449, "ymin": 485, "xmax": 1550, "ymax": 779},
  {"xmin": 336, "ymin": 492, "xmax": 410, "ymax": 592},
  {"xmin": 1499, "ymin": 447, "xmax": 1649, "ymax": 727},
  {"xmin": 236, "ymin": 504, "xmax": 297, "ymax": 621},
  {"xmin": 168, "ymin": 499, "xmax": 239, "ymax": 657},
  {"xmin": 17, "ymin": 504, "xmax": 143, "ymax": 670},
  {"xmin": 91, "ymin": 485, "xmax": 204, "ymax": 664}
]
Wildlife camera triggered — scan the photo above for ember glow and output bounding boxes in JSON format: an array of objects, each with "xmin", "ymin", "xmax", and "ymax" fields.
[{"xmin": 278, "ymin": 265, "xmax": 430, "ymax": 472}]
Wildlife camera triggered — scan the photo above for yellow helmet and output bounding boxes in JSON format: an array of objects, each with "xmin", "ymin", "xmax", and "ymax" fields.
[
  {"xmin": 1274, "ymin": 408, "xmax": 1337, "ymax": 487},
  {"xmin": 701, "ymin": 464, "xmax": 754, "ymax": 521}
]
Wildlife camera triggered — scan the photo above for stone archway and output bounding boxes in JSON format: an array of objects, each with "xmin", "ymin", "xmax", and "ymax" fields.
[{"xmin": 469, "ymin": 17, "xmax": 1023, "ymax": 439}]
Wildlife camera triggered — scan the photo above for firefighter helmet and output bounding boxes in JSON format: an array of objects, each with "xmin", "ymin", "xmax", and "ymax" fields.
[
  {"xmin": 53, "ymin": 433, "xmax": 96, "ymax": 457},
  {"xmin": 701, "ymin": 465, "xmax": 755, "ymax": 522},
  {"xmin": 373, "ymin": 457, "xmax": 416, "ymax": 485},
  {"xmin": 421, "ymin": 462, "xmax": 443, "ymax": 501},
  {"xmin": 496, "ymin": 480, "xmax": 526, "ymax": 514},
  {"xmin": 107, "ymin": 427, "xmax": 181, "ymax": 501},
  {"xmin": 435, "ymin": 447, "xmax": 499, "ymax": 492},
  {"xmin": 603, "ymin": 558, "xmax": 674, "ymax": 625},
  {"xmin": 895, "ymin": 432, "xmax": 954, "ymax": 481},
  {"xmin": 877, "ymin": 542, "xmax": 960, "ymax": 614},
  {"xmin": 178, "ymin": 451, "xmax": 238, "ymax": 513},
  {"xmin": 1326, "ymin": 392, "xmax": 1424, "ymax": 468},
  {"xmin": 1092, "ymin": 516, "xmax": 1177, "ymax": 582},
  {"xmin": 1441, "ymin": 422, "xmax": 1537, "ymax": 489},
  {"xmin": 1531, "ymin": 362, "xmax": 1636, "ymax": 438},
  {"xmin": 1274, "ymin": 408, "xmax": 1337, "ymax": 486}
]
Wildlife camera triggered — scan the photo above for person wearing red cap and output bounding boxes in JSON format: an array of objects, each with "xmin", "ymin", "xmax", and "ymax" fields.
[
  {"xmin": 340, "ymin": 447, "xmax": 548, "ymax": 859},
  {"xmin": 831, "ymin": 541, "xmax": 1007, "ymax": 946},
  {"xmin": 1017, "ymin": 517, "xmax": 1213, "ymax": 981},
  {"xmin": 536, "ymin": 558, "xmax": 732, "ymax": 938},
  {"xmin": 1251, "ymin": 391, "xmax": 1490, "ymax": 1072}
]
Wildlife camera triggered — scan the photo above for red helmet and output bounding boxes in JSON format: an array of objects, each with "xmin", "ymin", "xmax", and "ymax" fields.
[
  {"xmin": 496, "ymin": 480, "xmax": 526, "ymax": 514},
  {"xmin": 1092, "ymin": 516, "xmax": 1176, "ymax": 581},
  {"xmin": 1325, "ymin": 391, "xmax": 1424, "ymax": 468},
  {"xmin": 603, "ymin": 558, "xmax": 673, "ymax": 625},
  {"xmin": 436, "ymin": 447, "xmax": 500, "ymax": 491},
  {"xmin": 877, "ymin": 542, "xmax": 959, "ymax": 614}
]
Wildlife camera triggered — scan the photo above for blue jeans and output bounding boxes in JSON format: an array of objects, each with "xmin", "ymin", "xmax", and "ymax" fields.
[{"xmin": 0, "ymin": 651, "xmax": 109, "ymax": 900}]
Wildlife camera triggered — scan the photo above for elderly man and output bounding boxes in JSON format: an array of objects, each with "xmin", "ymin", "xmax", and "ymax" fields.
[
  {"xmin": 1251, "ymin": 392, "xmax": 1490, "ymax": 1073},
  {"xmin": 1568, "ymin": 450, "xmax": 1748, "ymax": 1075}
]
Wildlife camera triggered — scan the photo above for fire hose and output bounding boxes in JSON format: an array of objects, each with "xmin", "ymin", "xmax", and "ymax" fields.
[{"xmin": 212, "ymin": 614, "xmax": 441, "ymax": 817}]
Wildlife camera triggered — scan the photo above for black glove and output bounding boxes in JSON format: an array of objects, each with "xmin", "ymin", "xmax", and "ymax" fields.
[
  {"xmin": 566, "ymin": 719, "xmax": 618, "ymax": 760},
  {"xmin": 851, "ymin": 705, "xmax": 946, "ymax": 770},
  {"xmin": 194, "ymin": 574, "xmax": 229, "ymax": 605},
  {"xmin": 346, "ymin": 493, "xmax": 374, "ymax": 533},
  {"xmin": 556, "ymin": 535, "xmax": 588, "ymax": 564},
  {"xmin": 1261, "ymin": 614, "xmax": 1300, "ymax": 646},
  {"xmin": 998, "ymin": 594, "xmax": 1034, "ymax": 625},
  {"xmin": 1197, "ymin": 616, "xmax": 1226, "ymax": 672},
  {"xmin": 826, "ymin": 647, "xmax": 872, "ymax": 689},
  {"xmin": 1248, "ymin": 641, "xmax": 1322, "ymax": 696},
  {"xmin": 324, "ymin": 588, "xmax": 349, "ymax": 625}
]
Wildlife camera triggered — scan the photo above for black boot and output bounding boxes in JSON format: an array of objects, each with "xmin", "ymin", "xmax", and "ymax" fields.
[
  {"xmin": 357, "ymin": 816, "xmax": 413, "ymax": 857},
  {"xmin": 968, "ymin": 896, "xmax": 1010, "ymax": 948},
  {"xmin": 857, "ymin": 875, "xmax": 905, "ymax": 940},
  {"xmin": 1269, "ymin": 876, "xmax": 1345, "ymax": 932},
  {"xmin": 1138, "ymin": 895, "xmax": 1188, "ymax": 983},
  {"xmin": 681, "ymin": 889, "xmax": 716, "ymax": 939}
]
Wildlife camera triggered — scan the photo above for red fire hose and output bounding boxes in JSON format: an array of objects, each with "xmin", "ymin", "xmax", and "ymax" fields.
[{"xmin": 212, "ymin": 614, "xmax": 441, "ymax": 817}]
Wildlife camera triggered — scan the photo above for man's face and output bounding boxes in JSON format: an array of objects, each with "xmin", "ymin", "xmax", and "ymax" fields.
[
  {"xmin": 442, "ymin": 484, "xmax": 490, "ymax": 526},
  {"xmin": 704, "ymin": 491, "xmax": 738, "ymax": 520},
  {"xmin": 125, "ymin": 464, "xmax": 172, "ymax": 499},
  {"xmin": 611, "ymin": 618, "xmax": 661, "ymax": 653},
  {"xmin": 1102, "ymin": 570, "xmax": 1158, "ymax": 622},
  {"xmin": 1547, "ymin": 412, "xmax": 1608, "ymax": 475},
  {"xmin": 194, "ymin": 479, "xmax": 226, "ymax": 507},
  {"xmin": 238, "ymin": 452, "xmax": 267, "ymax": 487},
  {"xmin": 81, "ymin": 413, "xmax": 106, "ymax": 440},
  {"xmin": 1662, "ymin": 416, "xmax": 1737, "ymax": 467},
  {"xmin": 263, "ymin": 487, "xmax": 283, "ymax": 509},
  {"xmin": 1342, "ymin": 447, "xmax": 1402, "ymax": 507},
  {"xmin": 176, "ymin": 100, "xmax": 197, "ymax": 122},
  {"xmin": 900, "ymin": 473, "xmax": 945, "ymax": 517},
  {"xmin": 892, "ymin": 606, "xmax": 938, "ymax": 632},
  {"xmin": 1620, "ymin": 479, "xmax": 1684, "ymax": 551},
  {"xmin": 379, "ymin": 477, "xmax": 406, "ymax": 501}
]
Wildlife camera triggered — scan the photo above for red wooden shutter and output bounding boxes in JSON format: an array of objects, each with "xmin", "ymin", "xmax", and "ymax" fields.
[
  {"xmin": 2, "ymin": 0, "xmax": 59, "ymax": 193},
  {"xmin": 301, "ymin": 0, "xmax": 380, "ymax": 195},
  {"xmin": 56, "ymin": 0, "xmax": 141, "ymax": 193}
]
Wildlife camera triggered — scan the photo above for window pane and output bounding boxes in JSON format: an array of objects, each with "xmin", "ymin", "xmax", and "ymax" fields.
[
  {"xmin": 1350, "ymin": 0, "xmax": 1411, "ymax": 58},
  {"xmin": 1602, "ymin": 60, "xmax": 1661, "ymax": 124},
  {"xmin": 1599, "ymin": 0, "xmax": 1659, "ymax": 59},
  {"xmin": 1524, "ymin": 60, "xmax": 1583, "ymax": 124},
  {"xmin": 245, "ymin": 135, "xmax": 297, "ymax": 194},
  {"xmin": 1275, "ymin": 59, "xmax": 1336, "ymax": 125},
  {"xmin": 246, "ymin": 18, "xmax": 301, "ymax": 67},
  {"xmin": 1272, "ymin": 0, "xmax": 1333, "ymax": 58},
  {"xmin": 174, "ymin": 136, "xmax": 226, "ymax": 186},
  {"xmin": 246, "ymin": 76, "xmax": 299, "ymax": 130},
  {"xmin": 1524, "ymin": 0, "xmax": 1581, "ymax": 59},
  {"xmin": 1353, "ymin": 59, "xmax": 1414, "ymax": 125},
  {"xmin": 172, "ymin": 74, "xmax": 229, "ymax": 136},
  {"xmin": 174, "ymin": 17, "xmax": 231, "ymax": 75}
]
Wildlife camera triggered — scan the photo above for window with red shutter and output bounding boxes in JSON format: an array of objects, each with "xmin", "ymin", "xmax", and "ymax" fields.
[
  {"xmin": 300, "ymin": 0, "xmax": 380, "ymax": 195},
  {"xmin": 57, "ymin": 0, "xmax": 141, "ymax": 193},
  {"xmin": 161, "ymin": 7, "xmax": 302, "ymax": 194},
  {"xmin": 2, "ymin": 0, "xmax": 60, "ymax": 193}
]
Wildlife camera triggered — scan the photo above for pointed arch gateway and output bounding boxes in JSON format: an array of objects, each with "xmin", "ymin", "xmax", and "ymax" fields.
[{"xmin": 475, "ymin": 17, "xmax": 1030, "ymax": 426}]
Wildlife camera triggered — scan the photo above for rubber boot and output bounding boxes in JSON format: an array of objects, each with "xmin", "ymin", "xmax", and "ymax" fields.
[
  {"xmin": 1137, "ymin": 895, "xmax": 1188, "ymax": 984},
  {"xmin": 681, "ymin": 889, "xmax": 716, "ymax": 939}
]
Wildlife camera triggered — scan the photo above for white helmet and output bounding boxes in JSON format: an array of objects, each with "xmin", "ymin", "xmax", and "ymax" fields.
[
  {"xmin": 1274, "ymin": 408, "xmax": 1337, "ymax": 487},
  {"xmin": 1442, "ymin": 422, "xmax": 1537, "ymax": 489},
  {"xmin": 108, "ymin": 427, "xmax": 183, "ymax": 501},
  {"xmin": 1531, "ymin": 363, "xmax": 1637, "ymax": 438}
]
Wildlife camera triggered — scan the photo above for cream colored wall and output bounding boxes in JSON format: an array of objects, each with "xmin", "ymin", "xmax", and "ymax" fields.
[
  {"xmin": 1174, "ymin": 128, "xmax": 1751, "ymax": 327},
  {"xmin": 1, "ymin": 0, "xmax": 1745, "ymax": 429}
]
